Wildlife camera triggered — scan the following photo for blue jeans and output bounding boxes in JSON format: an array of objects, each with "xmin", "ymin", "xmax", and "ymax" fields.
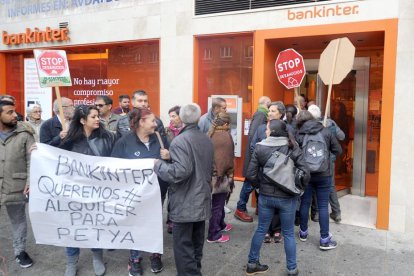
[
  {"xmin": 66, "ymin": 247, "xmax": 101, "ymax": 256},
  {"xmin": 237, "ymin": 180, "xmax": 255, "ymax": 211},
  {"xmin": 248, "ymin": 195, "xmax": 297, "ymax": 271},
  {"xmin": 299, "ymin": 175, "xmax": 331, "ymax": 239}
]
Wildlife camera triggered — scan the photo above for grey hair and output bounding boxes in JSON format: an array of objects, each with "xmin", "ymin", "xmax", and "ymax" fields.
[
  {"xmin": 27, "ymin": 104, "xmax": 42, "ymax": 114},
  {"xmin": 53, "ymin": 97, "xmax": 71, "ymax": 113},
  {"xmin": 180, "ymin": 103, "xmax": 201, "ymax": 124},
  {"xmin": 270, "ymin": 101, "xmax": 286, "ymax": 118}
]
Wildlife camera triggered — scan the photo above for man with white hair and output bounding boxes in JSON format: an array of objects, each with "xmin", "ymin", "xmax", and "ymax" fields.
[
  {"xmin": 26, "ymin": 104, "xmax": 44, "ymax": 142},
  {"xmin": 154, "ymin": 103, "xmax": 214, "ymax": 276},
  {"xmin": 39, "ymin": 97, "xmax": 74, "ymax": 146},
  {"xmin": 307, "ymin": 104, "xmax": 344, "ymax": 223}
]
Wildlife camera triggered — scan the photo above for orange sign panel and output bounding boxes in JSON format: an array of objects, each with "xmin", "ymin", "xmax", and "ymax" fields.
[{"xmin": 2, "ymin": 27, "xmax": 70, "ymax": 46}]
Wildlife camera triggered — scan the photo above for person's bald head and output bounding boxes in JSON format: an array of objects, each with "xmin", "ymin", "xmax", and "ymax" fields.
[{"xmin": 258, "ymin": 96, "xmax": 271, "ymax": 109}]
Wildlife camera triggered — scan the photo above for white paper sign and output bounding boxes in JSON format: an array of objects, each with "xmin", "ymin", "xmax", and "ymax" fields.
[
  {"xmin": 24, "ymin": 58, "xmax": 53, "ymax": 120},
  {"xmin": 33, "ymin": 49, "xmax": 72, "ymax": 87},
  {"xmin": 29, "ymin": 143, "xmax": 163, "ymax": 253}
]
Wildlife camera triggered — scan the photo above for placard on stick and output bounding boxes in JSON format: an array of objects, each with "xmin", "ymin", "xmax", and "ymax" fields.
[
  {"xmin": 318, "ymin": 38, "xmax": 355, "ymax": 126},
  {"xmin": 275, "ymin": 48, "xmax": 306, "ymax": 110},
  {"xmin": 34, "ymin": 50, "xmax": 72, "ymax": 130}
]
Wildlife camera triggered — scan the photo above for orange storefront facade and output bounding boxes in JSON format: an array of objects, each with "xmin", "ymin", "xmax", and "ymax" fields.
[{"xmin": 1, "ymin": 0, "xmax": 410, "ymax": 231}]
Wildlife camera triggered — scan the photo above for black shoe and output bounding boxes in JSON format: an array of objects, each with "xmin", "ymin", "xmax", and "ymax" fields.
[
  {"xmin": 330, "ymin": 213, "xmax": 341, "ymax": 223},
  {"xmin": 263, "ymin": 234, "xmax": 271, "ymax": 243},
  {"xmin": 310, "ymin": 213, "xmax": 319, "ymax": 222},
  {"xmin": 128, "ymin": 258, "xmax": 143, "ymax": 276},
  {"xmin": 150, "ymin": 254, "xmax": 164, "ymax": 273},
  {"xmin": 15, "ymin": 251, "xmax": 33, "ymax": 268},
  {"xmin": 294, "ymin": 216, "xmax": 300, "ymax": 226},
  {"xmin": 246, "ymin": 262, "xmax": 269, "ymax": 275}
]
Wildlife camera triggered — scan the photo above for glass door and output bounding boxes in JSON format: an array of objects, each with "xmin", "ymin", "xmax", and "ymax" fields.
[{"xmin": 305, "ymin": 58, "xmax": 370, "ymax": 196}]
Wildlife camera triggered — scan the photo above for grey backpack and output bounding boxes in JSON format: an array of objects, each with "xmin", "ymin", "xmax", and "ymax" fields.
[{"xmin": 302, "ymin": 131, "xmax": 329, "ymax": 173}]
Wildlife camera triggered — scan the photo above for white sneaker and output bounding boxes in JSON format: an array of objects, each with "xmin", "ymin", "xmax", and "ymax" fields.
[{"xmin": 224, "ymin": 206, "xmax": 232, "ymax": 214}]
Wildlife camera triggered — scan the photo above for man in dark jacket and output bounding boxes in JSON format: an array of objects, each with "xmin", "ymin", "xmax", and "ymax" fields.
[
  {"xmin": 154, "ymin": 103, "xmax": 214, "ymax": 276},
  {"xmin": 39, "ymin": 97, "xmax": 74, "ymax": 147},
  {"xmin": 116, "ymin": 90, "xmax": 166, "ymax": 138},
  {"xmin": 234, "ymin": 96, "xmax": 271, "ymax": 222}
]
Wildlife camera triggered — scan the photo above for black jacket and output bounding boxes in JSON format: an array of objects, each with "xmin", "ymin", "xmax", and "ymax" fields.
[
  {"xmin": 295, "ymin": 120, "xmax": 342, "ymax": 177},
  {"xmin": 116, "ymin": 114, "xmax": 166, "ymax": 139},
  {"xmin": 246, "ymin": 136, "xmax": 310, "ymax": 198},
  {"xmin": 111, "ymin": 131, "xmax": 169, "ymax": 160},
  {"xmin": 39, "ymin": 116, "xmax": 62, "ymax": 147},
  {"xmin": 59, "ymin": 130, "xmax": 116, "ymax": 157}
]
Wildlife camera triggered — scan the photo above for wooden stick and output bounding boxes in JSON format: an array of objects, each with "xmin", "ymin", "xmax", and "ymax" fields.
[
  {"xmin": 54, "ymin": 86, "xmax": 67, "ymax": 131},
  {"xmin": 323, "ymin": 39, "xmax": 341, "ymax": 127},
  {"xmin": 295, "ymin": 87, "xmax": 301, "ymax": 111}
]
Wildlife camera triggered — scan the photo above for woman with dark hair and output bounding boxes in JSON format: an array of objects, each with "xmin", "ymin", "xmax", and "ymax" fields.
[
  {"xmin": 165, "ymin": 105, "xmax": 183, "ymax": 144},
  {"xmin": 206, "ymin": 112, "xmax": 234, "ymax": 243},
  {"xmin": 59, "ymin": 105, "xmax": 116, "ymax": 276},
  {"xmin": 111, "ymin": 107, "xmax": 169, "ymax": 276},
  {"xmin": 295, "ymin": 110, "xmax": 342, "ymax": 251},
  {"xmin": 245, "ymin": 120, "xmax": 309, "ymax": 276}
]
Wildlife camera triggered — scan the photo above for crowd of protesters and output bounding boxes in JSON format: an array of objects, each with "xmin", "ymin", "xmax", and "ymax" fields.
[{"xmin": 0, "ymin": 90, "xmax": 346, "ymax": 276}]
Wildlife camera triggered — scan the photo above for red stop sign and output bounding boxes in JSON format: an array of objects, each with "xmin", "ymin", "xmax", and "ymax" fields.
[
  {"xmin": 275, "ymin": 49, "xmax": 306, "ymax": 89},
  {"xmin": 37, "ymin": 51, "xmax": 67, "ymax": 76}
]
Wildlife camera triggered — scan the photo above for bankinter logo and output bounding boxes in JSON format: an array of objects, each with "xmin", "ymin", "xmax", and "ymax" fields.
[
  {"xmin": 2, "ymin": 27, "xmax": 70, "ymax": 46},
  {"xmin": 288, "ymin": 5, "xmax": 359, "ymax": 20}
]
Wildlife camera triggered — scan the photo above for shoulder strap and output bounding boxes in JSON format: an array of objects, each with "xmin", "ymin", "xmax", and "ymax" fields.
[{"xmin": 155, "ymin": 131, "xmax": 164, "ymax": 149}]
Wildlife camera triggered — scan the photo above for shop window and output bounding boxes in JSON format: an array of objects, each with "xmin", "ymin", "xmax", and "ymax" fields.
[
  {"xmin": 196, "ymin": 34, "xmax": 253, "ymax": 178},
  {"xmin": 4, "ymin": 41, "xmax": 161, "ymax": 117}
]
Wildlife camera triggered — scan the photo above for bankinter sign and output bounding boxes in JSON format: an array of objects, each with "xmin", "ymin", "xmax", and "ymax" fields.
[{"xmin": 2, "ymin": 27, "xmax": 70, "ymax": 46}]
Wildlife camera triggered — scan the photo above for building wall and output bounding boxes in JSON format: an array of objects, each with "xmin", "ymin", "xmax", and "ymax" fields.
[
  {"xmin": 2, "ymin": 0, "xmax": 413, "ymax": 232},
  {"xmin": 388, "ymin": 0, "xmax": 414, "ymax": 232}
]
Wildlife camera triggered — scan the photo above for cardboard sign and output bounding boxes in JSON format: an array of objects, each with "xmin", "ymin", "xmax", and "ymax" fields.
[
  {"xmin": 33, "ymin": 49, "xmax": 72, "ymax": 87},
  {"xmin": 29, "ymin": 143, "xmax": 163, "ymax": 253}
]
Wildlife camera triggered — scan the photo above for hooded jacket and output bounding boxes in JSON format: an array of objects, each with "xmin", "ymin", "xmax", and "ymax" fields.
[
  {"xmin": 295, "ymin": 120, "xmax": 342, "ymax": 177},
  {"xmin": 0, "ymin": 123, "xmax": 35, "ymax": 204},
  {"xmin": 246, "ymin": 136, "xmax": 310, "ymax": 198}
]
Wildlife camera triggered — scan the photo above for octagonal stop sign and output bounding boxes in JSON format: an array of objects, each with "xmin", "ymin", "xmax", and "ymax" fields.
[
  {"xmin": 275, "ymin": 49, "xmax": 306, "ymax": 89},
  {"xmin": 38, "ymin": 51, "xmax": 67, "ymax": 76}
]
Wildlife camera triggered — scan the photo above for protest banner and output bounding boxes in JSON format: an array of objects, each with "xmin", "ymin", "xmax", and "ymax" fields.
[{"xmin": 29, "ymin": 143, "xmax": 163, "ymax": 253}]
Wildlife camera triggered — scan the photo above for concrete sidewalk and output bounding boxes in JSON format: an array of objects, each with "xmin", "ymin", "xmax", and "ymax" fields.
[{"xmin": 1, "ymin": 182, "xmax": 414, "ymax": 276}]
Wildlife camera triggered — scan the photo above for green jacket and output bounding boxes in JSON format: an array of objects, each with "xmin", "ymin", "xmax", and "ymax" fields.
[{"xmin": 0, "ymin": 123, "xmax": 35, "ymax": 204}]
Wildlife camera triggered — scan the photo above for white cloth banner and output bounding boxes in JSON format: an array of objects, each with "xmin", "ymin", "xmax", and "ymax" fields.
[{"xmin": 29, "ymin": 143, "xmax": 163, "ymax": 253}]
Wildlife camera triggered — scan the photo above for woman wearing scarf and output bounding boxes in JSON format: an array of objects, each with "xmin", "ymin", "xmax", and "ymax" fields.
[
  {"xmin": 206, "ymin": 112, "xmax": 235, "ymax": 243},
  {"xmin": 165, "ymin": 105, "xmax": 184, "ymax": 144}
]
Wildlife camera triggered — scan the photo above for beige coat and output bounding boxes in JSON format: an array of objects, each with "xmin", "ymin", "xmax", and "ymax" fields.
[{"xmin": 0, "ymin": 123, "xmax": 35, "ymax": 204}]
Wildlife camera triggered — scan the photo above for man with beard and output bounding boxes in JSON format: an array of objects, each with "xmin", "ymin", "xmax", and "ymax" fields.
[{"xmin": 0, "ymin": 100, "xmax": 35, "ymax": 268}]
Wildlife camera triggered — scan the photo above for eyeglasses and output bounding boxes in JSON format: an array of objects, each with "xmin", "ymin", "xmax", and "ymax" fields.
[
  {"xmin": 95, "ymin": 104, "xmax": 107, "ymax": 108},
  {"xmin": 32, "ymin": 111, "xmax": 42, "ymax": 113},
  {"xmin": 62, "ymin": 105, "xmax": 74, "ymax": 108}
]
